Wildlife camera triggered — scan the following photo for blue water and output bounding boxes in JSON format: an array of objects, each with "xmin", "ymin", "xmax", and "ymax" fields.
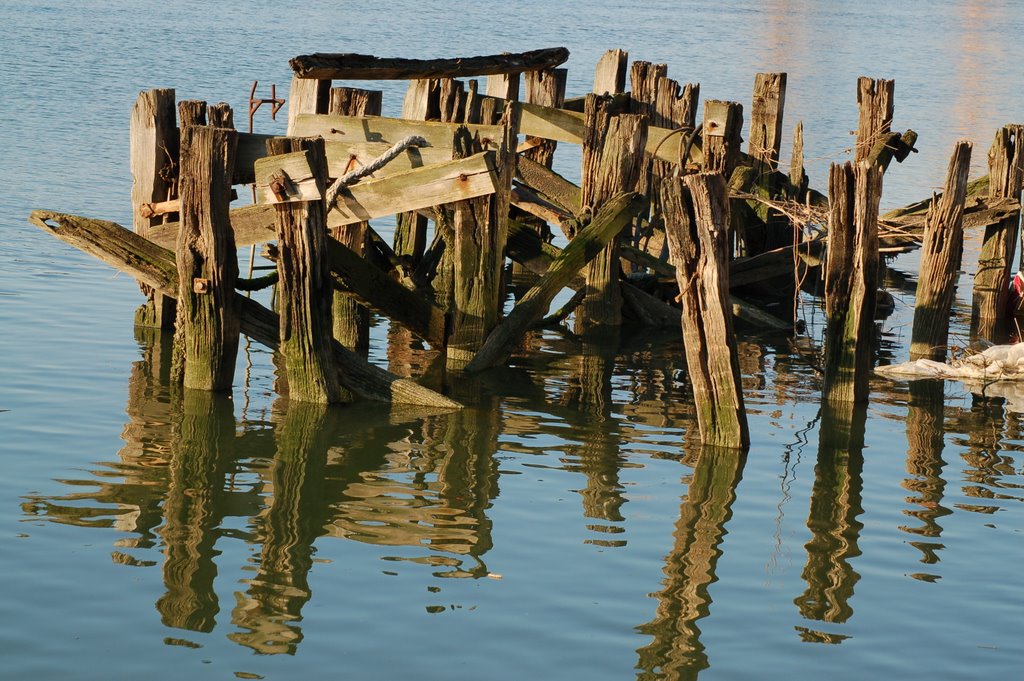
[{"xmin": 2, "ymin": 1, "xmax": 1023, "ymax": 679}]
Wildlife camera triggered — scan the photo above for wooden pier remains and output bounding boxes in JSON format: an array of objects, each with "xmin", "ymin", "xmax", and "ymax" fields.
[{"xmin": 27, "ymin": 47, "xmax": 1024, "ymax": 450}]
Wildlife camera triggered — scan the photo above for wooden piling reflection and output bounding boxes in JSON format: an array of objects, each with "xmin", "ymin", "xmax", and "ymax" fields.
[
  {"xmin": 636, "ymin": 446, "xmax": 746, "ymax": 680},
  {"xmin": 156, "ymin": 389, "xmax": 234, "ymax": 632},
  {"xmin": 901, "ymin": 380, "xmax": 951, "ymax": 572},
  {"xmin": 793, "ymin": 402, "xmax": 866, "ymax": 634},
  {"xmin": 230, "ymin": 401, "xmax": 336, "ymax": 654}
]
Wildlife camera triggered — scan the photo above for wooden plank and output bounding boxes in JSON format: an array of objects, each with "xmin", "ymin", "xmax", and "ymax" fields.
[
  {"xmin": 27, "ymin": 210, "xmax": 461, "ymax": 409},
  {"xmin": 254, "ymin": 150, "xmax": 322, "ymax": 204},
  {"xmin": 291, "ymin": 113, "xmax": 503, "ymax": 151},
  {"xmin": 328, "ymin": 151, "xmax": 498, "ymax": 228},
  {"xmin": 289, "ymin": 47, "xmax": 569, "ymax": 80},
  {"xmin": 514, "ymin": 154, "xmax": 582, "ymax": 216}
]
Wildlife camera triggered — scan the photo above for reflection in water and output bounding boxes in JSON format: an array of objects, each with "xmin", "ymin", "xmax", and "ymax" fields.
[
  {"xmin": 230, "ymin": 401, "xmax": 336, "ymax": 654},
  {"xmin": 901, "ymin": 381, "xmax": 951, "ymax": 575},
  {"xmin": 636, "ymin": 446, "xmax": 746, "ymax": 680},
  {"xmin": 156, "ymin": 389, "xmax": 235, "ymax": 633},
  {"xmin": 793, "ymin": 402, "xmax": 866, "ymax": 641}
]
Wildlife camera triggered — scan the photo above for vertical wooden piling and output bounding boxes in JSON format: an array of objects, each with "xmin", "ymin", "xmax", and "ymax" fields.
[
  {"xmin": 174, "ymin": 125, "xmax": 240, "ymax": 391},
  {"xmin": 789, "ymin": 121, "xmax": 807, "ymax": 199},
  {"xmin": 593, "ymin": 49, "xmax": 628, "ymax": 95},
  {"xmin": 286, "ymin": 74, "xmax": 331, "ymax": 135},
  {"xmin": 749, "ymin": 73, "xmax": 787, "ymax": 178},
  {"xmin": 393, "ymin": 79, "xmax": 440, "ymax": 264},
  {"xmin": 662, "ymin": 172, "xmax": 749, "ymax": 450},
  {"xmin": 208, "ymin": 102, "xmax": 234, "ymax": 129},
  {"xmin": 971, "ymin": 125, "xmax": 1024, "ymax": 340},
  {"xmin": 431, "ymin": 78, "xmax": 473, "ymax": 306},
  {"xmin": 266, "ymin": 136, "xmax": 344, "ymax": 404},
  {"xmin": 131, "ymin": 88, "xmax": 178, "ymax": 329},
  {"xmin": 855, "ymin": 77, "xmax": 894, "ymax": 164},
  {"xmin": 577, "ymin": 95, "xmax": 648, "ymax": 332},
  {"xmin": 447, "ymin": 127, "xmax": 497, "ymax": 369},
  {"xmin": 910, "ymin": 140, "xmax": 973, "ymax": 360},
  {"xmin": 823, "ymin": 162, "xmax": 883, "ymax": 405},
  {"xmin": 702, "ymin": 100, "xmax": 743, "ymax": 176},
  {"xmin": 327, "ymin": 87, "xmax": 383, "ymax": 352},
  {"xmin": 524, "ymin": 68, "xmax": 567, "ymax": 167}
]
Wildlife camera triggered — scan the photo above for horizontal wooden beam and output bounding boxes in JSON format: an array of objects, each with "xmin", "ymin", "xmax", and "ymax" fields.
[
  {"xmin": 482, "ymin": 96, "xmax": 703, "ymax": 165},
  {"xmin": 291, "ymin": 113, "xmax": 504, "ymax": 150},
  {"xmin": 289, "ymin": 47, "xmax": 569, "ymax": 80},
  {"xmin": 27, "ymin": 210, "xmax": 460, "ymax": 408},
  {"xmin": 328, "ymin": 151, "xmax": 498, "ymax": 227}
]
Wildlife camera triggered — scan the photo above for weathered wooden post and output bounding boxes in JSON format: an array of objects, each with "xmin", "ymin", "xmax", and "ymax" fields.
[
  {"xmin": 593, "ymin": 49, "xmax": 628, "ymax": 96},
  {"xmin": 971, "ymin": 124, "xmax": 1024, "ymax": 340},
  {"xmin": 173, "ymin": 124, "xmax": 240, "ymax": 391},
  {"xmin": 822, "ymin": 161, "xmax": 883, "ymax": 405},
  {"xmin": 286, "ymin": 74, "xmax": 331, "ymax": 135},
  {"xmin": 263, "ymin": 136, "xmax": 345, "ymax": 404},
  {"xmin": 910, "ymin": 140, "xmax": 973, "ymax": 360},
  {"xmin": 702, "ymin": 100, "xmax": 743, "ymax": 176},
  {"xmin": 131, "ymin": 88, "xmax": 178, "ymax": 329},
  {"xmin": 576, "ymin": 95, "xmax": 648, "ymax": 333},
  {"xmin": 327, "ymin": 87, "xmax": 383, "ymax": 352},
  {"xmin": 748, "ymin": 73, "xmax": 790, "ymax": 254},
  {"xmin": 393, "ymin": 78, "xmax": 440, "ymax": 264},
  {"xmin": 178, "ymin": 99, "xmax": 208, "ymax": 127},
  {"xmin": 854, "ymin": 77, "xmax": 894, "ymax": 163},
  {"xmin": 789, "ymin": 121, "xmax": 807, "ymax": 200},
  {"xmin": 524, "ymin": 68, "xmax": 567, "ymax": 167},
  {"xmin": 446, "ymin": 127, "xmax": 498, "ymax": 369},
  {"xmin": 662, "ymin": 172, "xmax": 750, "ymax": 450}
]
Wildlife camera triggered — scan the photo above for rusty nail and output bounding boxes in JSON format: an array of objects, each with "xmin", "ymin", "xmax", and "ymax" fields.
[{"xmin": 268, "ymin": 172, "xmax": 288, "ymax": 202}]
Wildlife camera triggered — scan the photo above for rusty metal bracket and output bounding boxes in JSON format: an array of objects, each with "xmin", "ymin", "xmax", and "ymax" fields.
[{"xmin": 248, "ymin": 80, "xmax": 286, "ymax": 134}]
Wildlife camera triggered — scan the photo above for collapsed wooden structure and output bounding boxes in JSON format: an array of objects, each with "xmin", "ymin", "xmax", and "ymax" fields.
[{"xmin": 28, "ymin": 47, "xmax": 1024, "ymax": 451}]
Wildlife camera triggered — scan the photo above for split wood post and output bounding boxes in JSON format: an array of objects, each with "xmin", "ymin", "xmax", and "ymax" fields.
[
  {"xmin": 178, "ymin": 99, "xmax": 207, "ymax": 127},
  {"xmin": 173, "ymin": 125, "xmax": 240, "ymax": 391},
  {"xmin": 286, "ymin": 74, "xmax": 331, "ymax": 135},
  {"xmin": 327, "ymin": 87, "xmax": 383, "ymax": 352},
  {"xmin": 393, "ymin": 78, "xmax": 440, "ymax": 265},
  {"xmin": 627, "ymin": 61, "xmax": 668, "ymax": 263},
  {"xmin": 662, "ymin": 172, "xmax": 749, "ymax": 450},
  {"xmin": 971, "ymin": 125, "xmax": 1024, "ymax": 340},
  {"xmin": 822, "ymin": 161, "xmax": 883, "ymax": 405},
  {"xmin": 208, "ymin": 102, "xmax": 234, "ymax": 129},
  {"xmin": 464, "ymin": 192, "xmax": 647, "ymax": 372},
  {"xmin": 131, "ymin": 88, "xmax": 178, "ymax": 329},
  {"xmin": 266, "ymin": 136, "xmax": 345, "ymax": 404},
  {"xmin": 593, "ymin": 49, "xmax": 628, "ymax": 96},
  {"xmin": 910, "ymin": 140, "xmax": 973, "ymax": 360},
  {"xmin": 855, "ymin": 77, "xmax": 894, "ymax": 164},
  {"xmin": 447, "ymin": 127, "xmax": 498, "ymax": 369},
  {"xmin": 577, "ymin": 95, "xmax": 648, "ymax": 333}
]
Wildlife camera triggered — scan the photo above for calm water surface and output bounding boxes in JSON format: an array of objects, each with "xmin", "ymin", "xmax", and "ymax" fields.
[{"xmin": 2, "ymin": 1, "xmax": 1022, "ymax": 679}]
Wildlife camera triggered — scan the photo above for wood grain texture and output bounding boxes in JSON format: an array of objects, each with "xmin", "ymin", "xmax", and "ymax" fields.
[{"xmin": 290, "ymin": 47, "xmax": 569, "ymax": 80}]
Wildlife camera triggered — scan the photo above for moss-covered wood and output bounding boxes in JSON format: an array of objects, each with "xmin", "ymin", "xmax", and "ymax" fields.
[
  {"xmin": 663, "ymin": 172, "xmax": 749, "ymax": 450},
  {"xmin": 174, "ymin": 125, "xmax": 240, "ymax": 392},
  {"xmin": 267, "ymin": 136, "xmax": 344, "ymax": 404},
  {"xmin": 28, "ymin": 210, "xmax": 461, "ymax": 408},
  {"xmin": 822, "ymin": 162, "xmax": 883, "ymax": 405}
]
